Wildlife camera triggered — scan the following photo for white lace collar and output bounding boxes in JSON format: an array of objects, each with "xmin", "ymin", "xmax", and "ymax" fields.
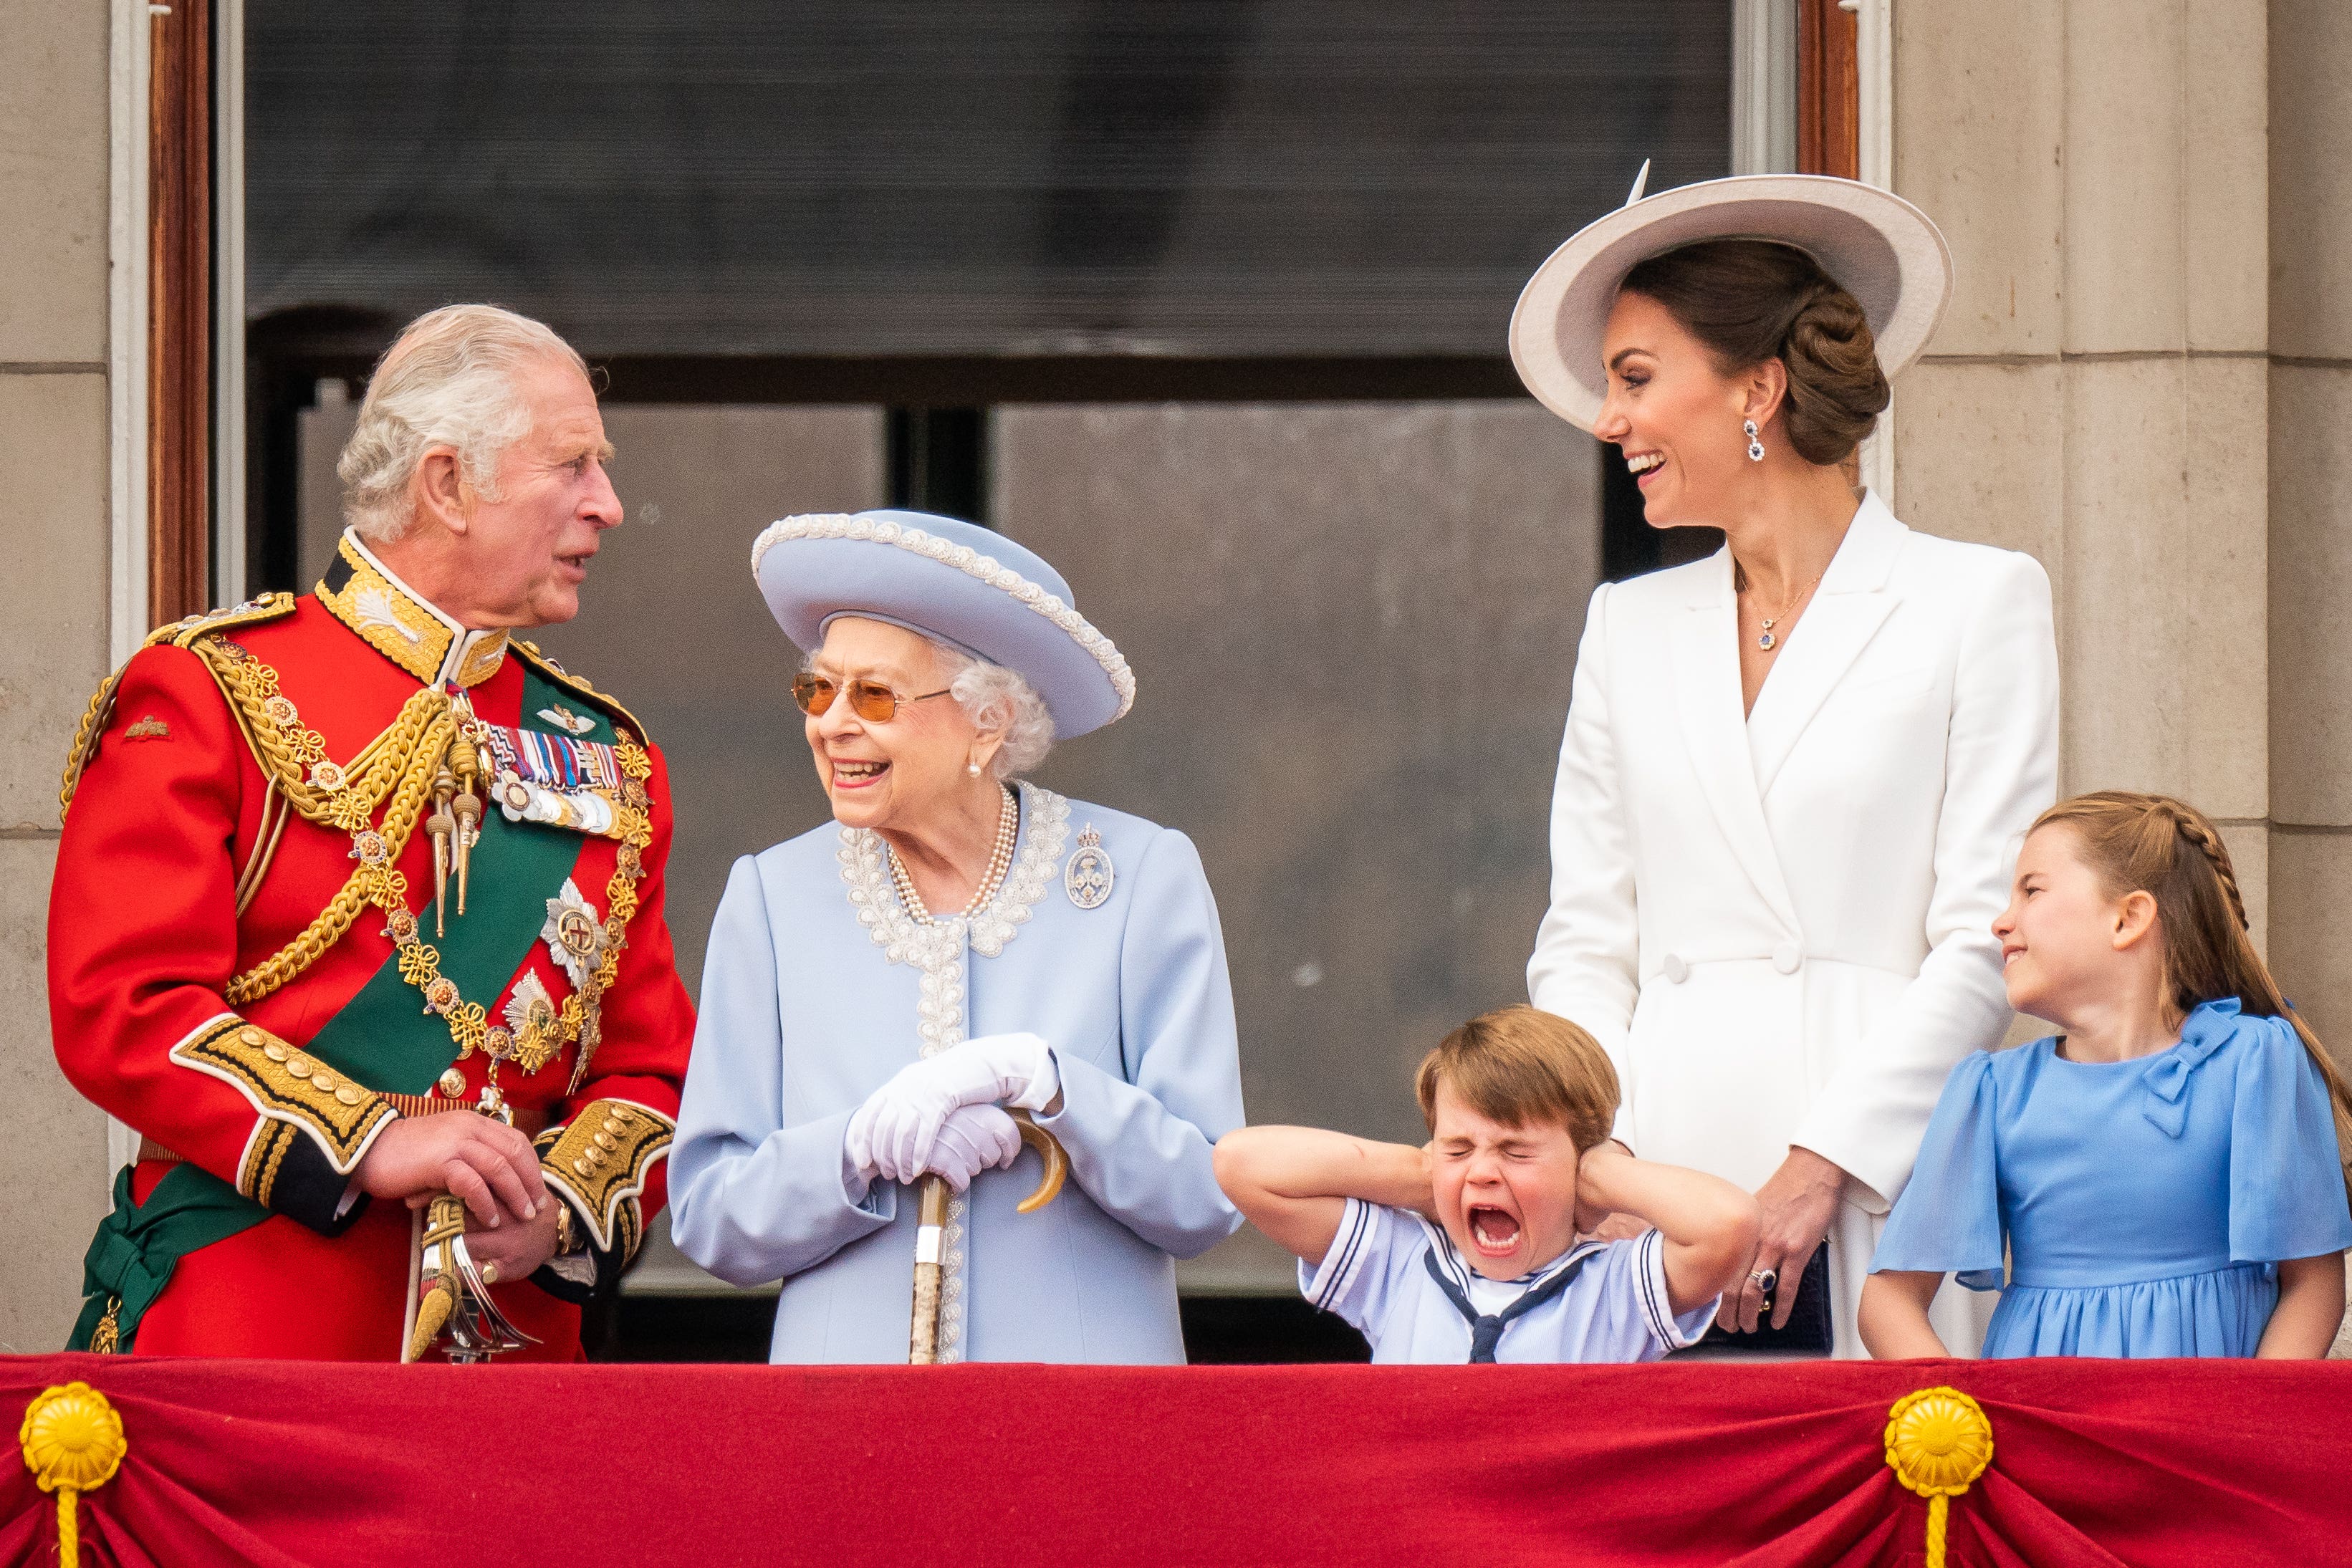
[{"xmin": 837, "ymin": 783, "xmax": 1072, "ymax": 970}]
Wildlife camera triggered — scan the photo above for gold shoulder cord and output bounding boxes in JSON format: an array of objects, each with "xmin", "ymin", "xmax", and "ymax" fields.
[
  {"xmin": 198, "ymin": 637, "xmax": 655, "ymax": 1087},
  {"xmin": 58, "ymin": 595, "xmax": 299, "ymax": 817},
  {"xmin": 60, "ymin": 612, "xmax": 656, "ymax": 1089}
]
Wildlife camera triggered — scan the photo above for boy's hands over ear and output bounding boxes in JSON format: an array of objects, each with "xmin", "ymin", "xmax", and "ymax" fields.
[{"xmin": 1575, "ymin": 1140, "xmax": 1650, "ymax": 1239}]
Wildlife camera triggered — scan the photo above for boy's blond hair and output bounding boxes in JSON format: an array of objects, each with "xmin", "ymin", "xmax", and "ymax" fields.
[{"xmin": 1413, "ymin": 1005, "xmax": 1618, "ymax": 1151}]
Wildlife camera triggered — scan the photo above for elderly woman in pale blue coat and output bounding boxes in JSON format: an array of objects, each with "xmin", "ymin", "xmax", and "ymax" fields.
[{"xmin": 670, "ymin": 510, "xmax": 1244, "ymax": 1363}]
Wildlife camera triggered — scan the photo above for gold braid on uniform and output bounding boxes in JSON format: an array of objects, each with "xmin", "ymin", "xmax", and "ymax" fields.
[
  {"xmin": 194, "ymin": 635, "xmax": 656, "ymax": 1079},
  {"xmin": 58, "ymin": 595, "xmax": 299, "ymax": 815},
  {"xmin": 534, "ymin": 1099, "xmax": 673, "ymax": 1260}
]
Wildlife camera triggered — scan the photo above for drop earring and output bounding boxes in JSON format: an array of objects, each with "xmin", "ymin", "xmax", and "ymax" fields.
[{"xmin": 1744, "ymin": 420, "xmax": 1765, "ymax": 462}]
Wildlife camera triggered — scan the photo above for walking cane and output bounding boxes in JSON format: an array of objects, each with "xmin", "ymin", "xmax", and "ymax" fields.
[{"xmin": 909, "ymin": 1109, "xmax": 1068, "ymax": 1364}]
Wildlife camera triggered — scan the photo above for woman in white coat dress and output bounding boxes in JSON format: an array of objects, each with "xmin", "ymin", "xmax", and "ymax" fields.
[{"xmin": 1509, "ymin": 175, "xmax": 2060, "ymax": 1358}]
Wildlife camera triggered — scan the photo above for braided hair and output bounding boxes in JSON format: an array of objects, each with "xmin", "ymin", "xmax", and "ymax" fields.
[
  {"xmin": 2034, "ymin": 790, "xmax": 2352, "ymax": 1208},
  {"xmin": 1618, "ymin": 239, "xmax": 1890, "ymax": 466}
]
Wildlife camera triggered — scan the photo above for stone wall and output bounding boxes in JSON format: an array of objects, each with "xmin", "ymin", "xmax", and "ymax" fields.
[
  {"xmin": 1892, "ymin": 0, "xmax": 2278, "ymax": 955},
  {"xmin": 2266, "ymin": 0, "xmax": 2352, "ymax": 1049},
  {"xmin": 0, "ymin": 0, "xmax": 116, "ymax": 1352}
]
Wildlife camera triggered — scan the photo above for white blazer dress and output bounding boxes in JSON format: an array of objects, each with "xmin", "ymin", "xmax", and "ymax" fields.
[{"xmin": 1527, "ymin": 491, "xmax": 2060, "ymax": 1358}]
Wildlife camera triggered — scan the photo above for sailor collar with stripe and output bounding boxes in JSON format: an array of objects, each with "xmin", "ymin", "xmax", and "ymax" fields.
[{"xmin": 317, "ymin": 529, "xmax": 512, "ymax": 688}]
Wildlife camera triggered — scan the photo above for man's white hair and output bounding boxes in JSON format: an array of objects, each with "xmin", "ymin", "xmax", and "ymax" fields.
[{"xmin": 336, "ymin": 304, "xmax": 590, "ymax": 543}]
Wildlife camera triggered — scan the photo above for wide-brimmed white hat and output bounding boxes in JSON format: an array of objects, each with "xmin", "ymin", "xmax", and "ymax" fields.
[
  {"xmin": 1509, "ymin": 168, "xmax": 1953, "ymax": 432},
  {"xmin": 752, "ymin": 510, "xmax": 1133, "ymax": 738}
]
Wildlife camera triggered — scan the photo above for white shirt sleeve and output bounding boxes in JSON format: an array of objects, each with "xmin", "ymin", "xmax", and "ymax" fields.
[{"xmin": 1296, "ymin": 1198, "xmax": 1424, "ymax": 1345}]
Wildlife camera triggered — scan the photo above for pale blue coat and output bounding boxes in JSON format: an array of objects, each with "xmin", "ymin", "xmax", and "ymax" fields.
[{"xmin": 669, "ymin": 784, "xmax": 1245, "ymax": 1363}]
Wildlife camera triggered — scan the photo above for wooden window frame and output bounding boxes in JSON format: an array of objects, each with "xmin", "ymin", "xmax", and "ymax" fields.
[
  {"xmin": 1797, "ymin": 0, "xmax": 1860, "ymax": 180},
  {"xmin": 150, "ymin": 0, "xmax": 212, "ymax": 625}
]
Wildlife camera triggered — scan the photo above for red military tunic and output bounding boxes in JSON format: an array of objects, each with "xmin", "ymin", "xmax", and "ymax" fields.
[{"xmin": 50, "ymin": 532, "xmax": 695, "ymax": 1360}]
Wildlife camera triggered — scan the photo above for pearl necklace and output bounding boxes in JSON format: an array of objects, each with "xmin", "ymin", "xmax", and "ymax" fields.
[{"xmin": 887, "ymin": 786, "xmax": 1020, "ymax": 924}]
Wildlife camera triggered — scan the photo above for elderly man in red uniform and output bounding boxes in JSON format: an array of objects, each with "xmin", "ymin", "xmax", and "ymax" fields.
[{"xmin": 50, "ymin": 304, "xmax": 694, "ymax": 1360}]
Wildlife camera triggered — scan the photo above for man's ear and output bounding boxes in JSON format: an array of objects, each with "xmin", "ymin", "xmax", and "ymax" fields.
[{"xmin": 413, "ymin": 446, "xmax": 472, "ymax": 537}]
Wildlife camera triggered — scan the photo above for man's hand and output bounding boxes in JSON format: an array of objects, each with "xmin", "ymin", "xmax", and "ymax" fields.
[
  {"xmin": 462, "ymin": 1199, "xmax": 565, "ymax": 1286},
  {"xmin": 353, "ymin": 1113, "xmax": 548, "ymax": 1228},
  {"xmin": 1721, "ymin": 1146, "xmax": 1846, "ymax": 1333}
]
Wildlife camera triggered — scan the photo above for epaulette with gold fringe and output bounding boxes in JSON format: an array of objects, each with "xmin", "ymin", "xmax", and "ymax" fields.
[
  {"xmin": 59, "ymin": 594, "xmax": 300, "ymax": 815},
  {"xmin": 510, "ymin": 638, "xmax": 653, "ymax": 746}
]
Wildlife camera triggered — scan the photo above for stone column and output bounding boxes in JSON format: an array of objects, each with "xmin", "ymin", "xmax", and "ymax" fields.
[
  {"xmin": 2267, "ymin": 0, "xmax": 2352, "ymax": 1044},
  {"xmin": 0, "ymin": 1, "xmax": 117, "ymax": 1352},
  {"xmin": 1891, "ymin": 0, "xmax": 2273, "ymax": 949}
]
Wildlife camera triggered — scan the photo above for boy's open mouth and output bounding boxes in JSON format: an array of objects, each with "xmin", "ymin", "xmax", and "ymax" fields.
[{"xmin": 1468, "ymin": 1206, "xmax": 1521, "ymax": 1255}]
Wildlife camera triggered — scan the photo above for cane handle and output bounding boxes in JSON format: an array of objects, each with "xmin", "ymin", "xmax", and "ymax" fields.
[{"xmin": 1010, "ymin": 1110, "xmax": 1067, "ymax": 1213}]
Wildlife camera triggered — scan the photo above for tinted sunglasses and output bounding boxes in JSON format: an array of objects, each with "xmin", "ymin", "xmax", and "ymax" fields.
[{"xmin": 791, "ymin": 672, "xmax": 953, "ymax": 723}]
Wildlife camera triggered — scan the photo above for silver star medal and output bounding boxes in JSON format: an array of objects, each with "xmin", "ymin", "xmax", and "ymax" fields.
[
  {"xmin": 1064, "ymin": 824, "xmax": 1114, "ymax": 910},
  {"xmin": 541, "ymin": 878, "xmax": 608, "ymax": 989},
  {"xmin": 501, "ymin": 970, "xmax": 563, "ymax": 1072}
]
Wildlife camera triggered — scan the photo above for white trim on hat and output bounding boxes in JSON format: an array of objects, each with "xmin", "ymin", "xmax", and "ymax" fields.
[
  {"xmin": 1509, "ymin": 173, "xmax": 1953, "ymax": 435},
  {"xmin": 750, "ymin": 513, "xmax": 1136, "ymax": 723}
]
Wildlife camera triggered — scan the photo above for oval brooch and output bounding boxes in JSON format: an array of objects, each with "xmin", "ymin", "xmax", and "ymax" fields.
[{"xmin": 1065, "ymin": 824, "xmax": 1114, "ymax": 910}]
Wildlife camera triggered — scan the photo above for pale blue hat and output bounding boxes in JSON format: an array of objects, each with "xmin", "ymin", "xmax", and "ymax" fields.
[{"xmin": 751, "ymin": 509, "xmax": 1134, "ymax": 738}]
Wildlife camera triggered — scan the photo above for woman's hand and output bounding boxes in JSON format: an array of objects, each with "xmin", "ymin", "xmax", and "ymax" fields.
[
  {"xmin": 845, "ymin": 1033, "xmax": 1058, "ymax": 1183},
  {"xmin": 1720, "ymin": 1145, "xmax": 1846, "ymax": 1333}
]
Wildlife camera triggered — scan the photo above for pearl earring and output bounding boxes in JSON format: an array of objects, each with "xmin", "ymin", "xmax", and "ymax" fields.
[
  {"xmin": 968, "ymin": 761, "xmax": 982, "ymax": 776},
  {"xmin": 1744, "ymin": 419, "xmax": 1765, "ymax": 462}
]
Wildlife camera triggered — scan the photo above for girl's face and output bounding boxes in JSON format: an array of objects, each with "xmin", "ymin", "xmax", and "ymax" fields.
[{"xmin": 1992, "ymin": 823, "xmax": 2149, "ymax": 1023}]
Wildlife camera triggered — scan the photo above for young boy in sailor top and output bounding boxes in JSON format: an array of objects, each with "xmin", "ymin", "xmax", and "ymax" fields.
[{"xmin": 1216, "ymin": 1006, "xmax": 1759, "ymax": 1363}]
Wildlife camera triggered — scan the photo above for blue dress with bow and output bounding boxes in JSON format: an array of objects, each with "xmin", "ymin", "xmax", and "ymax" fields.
[{"xmin": 1871, "ymin": 999, "xmax": 2352, "ymax": 1357}]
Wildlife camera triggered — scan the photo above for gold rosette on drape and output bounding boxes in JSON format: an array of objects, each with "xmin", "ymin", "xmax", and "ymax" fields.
[
  {"xmin": 20, "ymin": 1382, "xmax": 127, "ymax": 1567},
  {"xmin": 1884, "ymin": 1385, "xmax": 1994, "ymax": 1568}
]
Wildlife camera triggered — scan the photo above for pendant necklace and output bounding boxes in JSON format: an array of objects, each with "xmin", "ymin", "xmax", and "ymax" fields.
[{"xmin": 1737, "ymin": 562, "xmax": 1826, "ymax": 653}]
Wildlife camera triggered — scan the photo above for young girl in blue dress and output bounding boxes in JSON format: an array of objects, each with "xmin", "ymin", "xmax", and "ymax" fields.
[{"xmin": 1861, "ymin": 791, "xmax": 2352, "ymax": 1359}]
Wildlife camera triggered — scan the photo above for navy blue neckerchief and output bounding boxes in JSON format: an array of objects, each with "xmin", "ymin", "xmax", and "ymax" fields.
[{"xmin": 1421, "ymin": 1237, "xmax": 1605, "ymax": 1363}]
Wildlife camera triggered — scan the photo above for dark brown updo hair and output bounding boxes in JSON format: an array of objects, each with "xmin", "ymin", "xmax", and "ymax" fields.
[{"xmin": 1618, "ymin": 239, "xmax": 1889, "ymax": 466}]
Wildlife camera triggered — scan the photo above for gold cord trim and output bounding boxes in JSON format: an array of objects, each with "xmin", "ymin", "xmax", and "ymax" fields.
[
  {"xmin": 200, "ymin": 636, "xmax": 655, "ymax": 1078},
  {"xmin": 57, "ymin": 593, "xmax": 298, "ymax": 817}
]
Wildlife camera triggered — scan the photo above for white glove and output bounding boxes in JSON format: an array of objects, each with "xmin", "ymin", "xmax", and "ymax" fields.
[
  {"xmin": 843, "ymin": 1032, "xmax": 1059, "ymax": 1187},
  {"xmin": 916, "ymin": 1104, "xmax": 1024, "ymax": 1192}
]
